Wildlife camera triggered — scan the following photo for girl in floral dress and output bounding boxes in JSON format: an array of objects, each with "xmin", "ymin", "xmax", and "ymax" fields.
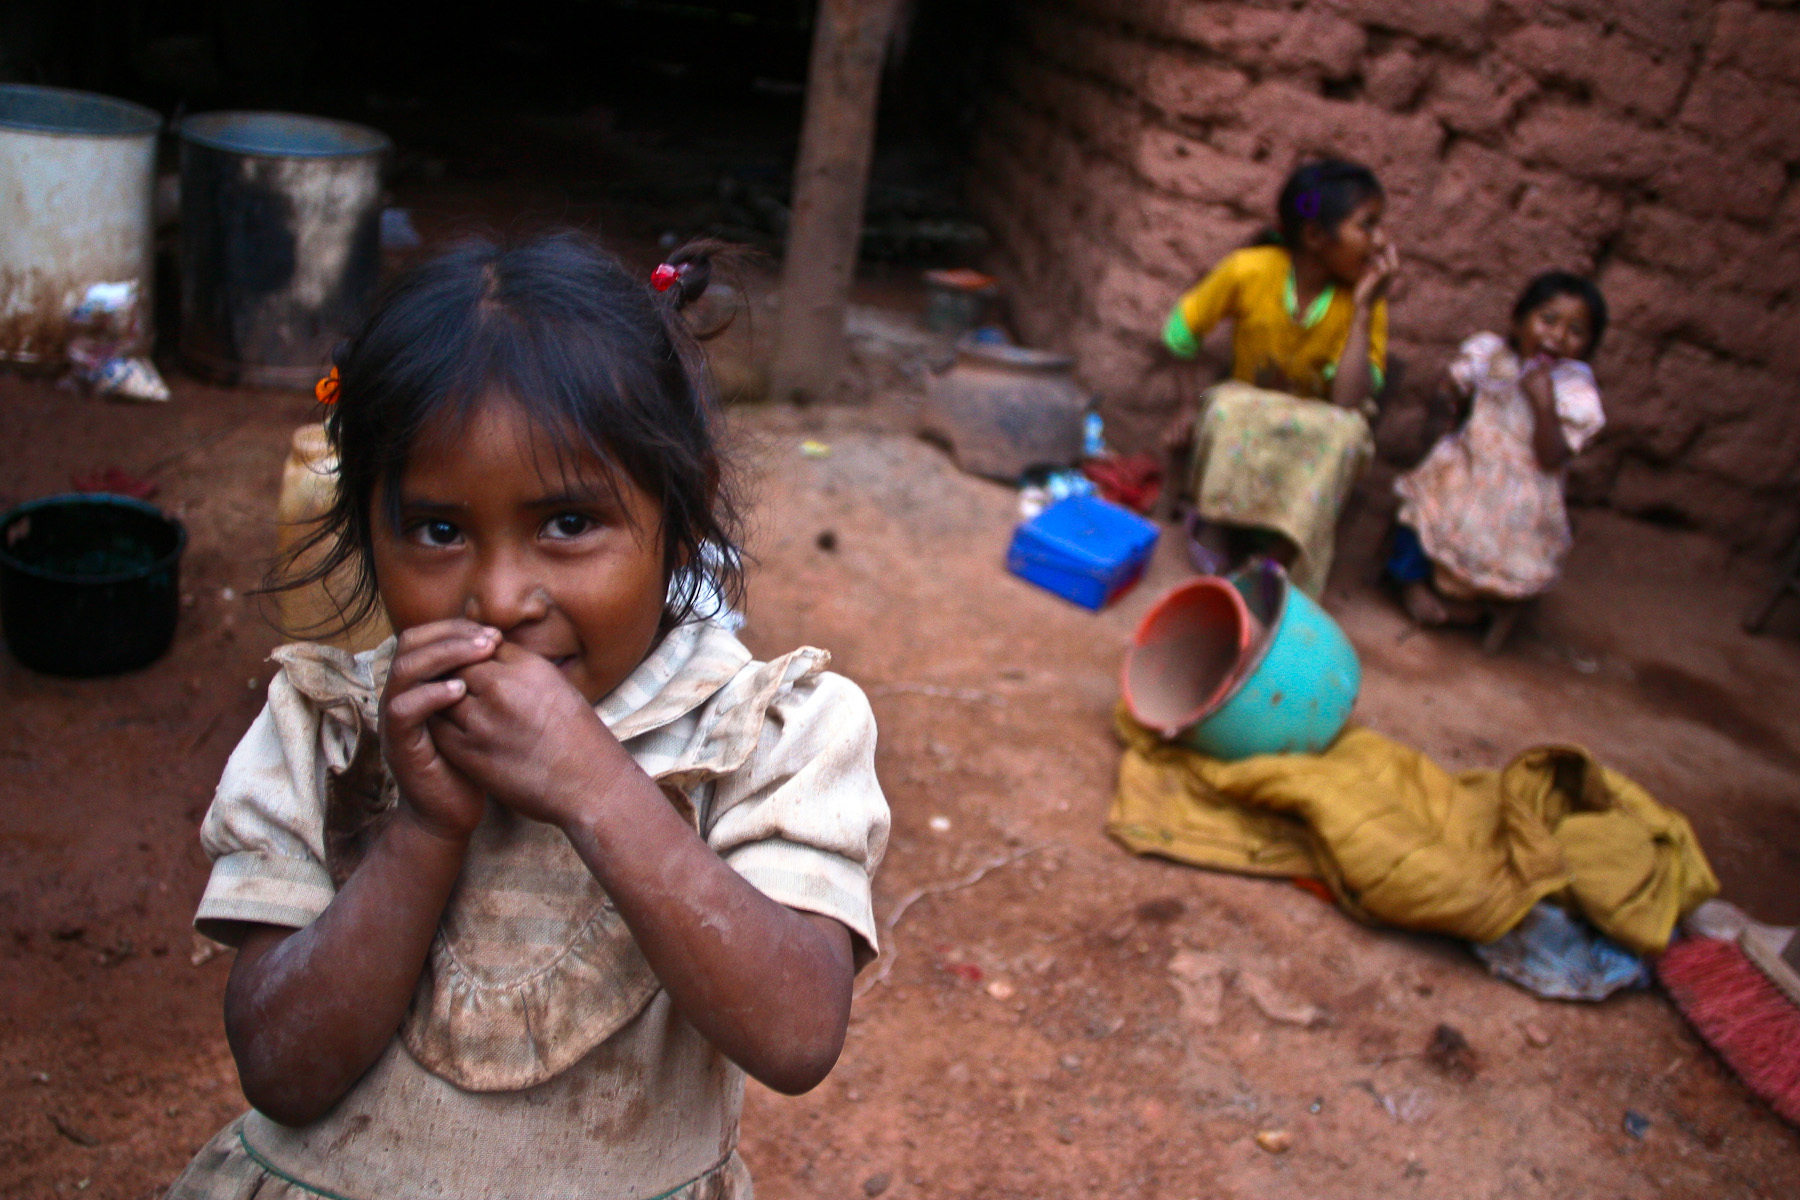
[{"xmin": 1391, "ymin": 272, "xmax": 1609, "ymax": 636}]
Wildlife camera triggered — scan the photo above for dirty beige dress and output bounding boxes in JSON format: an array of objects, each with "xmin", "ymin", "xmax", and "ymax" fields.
[
  {"xmin": 165, "ymin": 618, "xmax": 889, "ymax": 1200},
  {"xmin": 1395, "ymin": 332, "xmax": 1605, "ymax": 600}
]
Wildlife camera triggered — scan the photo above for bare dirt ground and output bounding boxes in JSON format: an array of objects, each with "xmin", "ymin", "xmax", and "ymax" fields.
[
  {"xmin": 2, "ymin": 359, "xmax": 1797, "ymax": 1200},
  {"xmin": 3, "ymin": 107, "xmax": 1798, "ymax": 1200}
]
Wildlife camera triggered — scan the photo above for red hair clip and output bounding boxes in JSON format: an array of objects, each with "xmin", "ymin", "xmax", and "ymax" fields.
[
  {"xmin": 650, "ymin": 262, "xmax": 683, "ymax": 292},
  {"xmin": 315, "ymin": 365, "xmax": 340, "ymax": 406}
]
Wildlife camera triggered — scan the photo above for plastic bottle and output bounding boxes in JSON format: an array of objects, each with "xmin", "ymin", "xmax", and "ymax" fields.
[
  {"xmin": 274, "ymin": 424, "xmax": 391, "ymax": 651},
  {"xmin": 1083, "ymin": 411, "xmax": 1106, "ymax": 458}
]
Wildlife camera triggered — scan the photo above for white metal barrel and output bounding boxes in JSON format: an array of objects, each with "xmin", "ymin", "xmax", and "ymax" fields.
[{"xmin": 0, "ymin": 84, "xmax": 160, "ymax": 365}]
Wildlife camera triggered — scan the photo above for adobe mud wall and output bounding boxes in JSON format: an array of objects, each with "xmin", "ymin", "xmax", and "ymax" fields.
[{"xmin": 967, "ymin": 0, "xmax": 1800, "ymax": 552}]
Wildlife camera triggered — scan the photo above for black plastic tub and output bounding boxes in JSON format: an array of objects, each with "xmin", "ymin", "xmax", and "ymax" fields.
[{"xmin": 0, "ymin": 494, "xmax": 187, "ymax": 676}]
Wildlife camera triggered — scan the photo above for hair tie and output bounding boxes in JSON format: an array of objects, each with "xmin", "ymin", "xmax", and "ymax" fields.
[
  {"xmin": 315, "ymin": 365, "xmax": 340, "ymax": 406},
  {"xmin": 1294, "ymin": 190, "xmax": 1322, "ymax": 221},
  {"xmin": 651, "ymin": 262, "xmax": 686, "ymax": 292}
]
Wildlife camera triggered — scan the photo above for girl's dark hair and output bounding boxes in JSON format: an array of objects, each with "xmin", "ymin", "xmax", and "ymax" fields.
[
  {"xmin": 1270, "ymin": 158, "xmax": 1385, "ymax": 248},
  {"xmin": 270, "ymin": 230, "xmax": 743, "ymax": 638},
  {"xmin": 1511, "ymin": 270, "xmax": 1608, "ymax": 357}
]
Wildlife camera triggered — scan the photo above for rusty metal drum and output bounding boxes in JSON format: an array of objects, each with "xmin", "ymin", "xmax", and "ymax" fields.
[
  {"xmin": 177, "ymin": 112, "xmax": 388, "ymax": 389},
  {"xmin": 0, "ymin": 84, "xmax": 160, "ymax": 366}
]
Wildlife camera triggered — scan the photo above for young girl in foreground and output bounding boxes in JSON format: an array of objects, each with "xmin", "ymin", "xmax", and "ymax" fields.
[
  {"xmin": 1391, "ymin": 271, "xmax": 1608, "ymax": 632},
  {"xmin": 167, "ymin": 233, "xmax": 889, "ymax": 1200},
  {"xmin": 1163, "ymin": 158, "xmax": 1399, "ymax": 595}
]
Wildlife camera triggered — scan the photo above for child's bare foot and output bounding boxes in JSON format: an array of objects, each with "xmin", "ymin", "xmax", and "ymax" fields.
[
  {"xmin": 1403, "ymin": 581, "xmax": 1485, "ymax": 627},
  {"xmin": 1402, "ymin": 580, "xmax": 1450, "ymax": 626},
  {"xmin": 1482, "ymin": 603, "xmax": 1523, "ymax": 654}
]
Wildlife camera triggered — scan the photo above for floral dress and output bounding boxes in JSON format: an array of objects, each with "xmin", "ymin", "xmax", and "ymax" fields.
[
  {"xmin": 1189, "ymin": 382, "xmax": 1372, "ymax": 597},
  {"xmin": 1395, "ymin": 332, "xmax": 1604, "ymax": 600}
]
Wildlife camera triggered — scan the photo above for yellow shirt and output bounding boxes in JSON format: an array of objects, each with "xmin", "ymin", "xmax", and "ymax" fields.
[{"xmin": 1164, "ymin": 245, "xmax": 1387, "ymax": 399}]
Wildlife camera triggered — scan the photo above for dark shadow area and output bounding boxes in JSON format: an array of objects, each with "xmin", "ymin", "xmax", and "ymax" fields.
[{"xmin": 2, "ymin": 0, "xmax": 1012, "ymax": 271}]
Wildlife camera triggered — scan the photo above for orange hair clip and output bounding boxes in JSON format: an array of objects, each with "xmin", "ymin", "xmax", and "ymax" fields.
[{"xmin": 315, "ymin": 366, "xmax": 340, "ymax": 406}]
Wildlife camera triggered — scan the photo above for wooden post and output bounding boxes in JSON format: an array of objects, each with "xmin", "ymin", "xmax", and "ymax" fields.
[{"xmin": 769, "ymin": 0, "xmax": 904, "ymax": 405}]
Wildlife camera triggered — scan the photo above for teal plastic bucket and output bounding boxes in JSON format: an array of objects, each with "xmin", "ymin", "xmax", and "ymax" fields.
[{"xmin": 1181, "ymin": 560, "xmax": 1360, "ymax": 759}]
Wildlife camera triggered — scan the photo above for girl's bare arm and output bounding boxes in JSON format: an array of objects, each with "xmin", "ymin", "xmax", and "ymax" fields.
[
  {"xmin": 1439, "ymin": 366, "xmax": 1472, "ymax": 421},
  {"xmin": 563, "ymin": 772, "xmax": 855, "ymax": 1095},
  {"xmin": 224, "ymin": 621, "xmax": 499, "ymax": 1125},
  {"xmin": 1522, "ymin": 362, "xmax": 1572, "ymax": 469},
  {"xmin": 224, "ymin": 813, "xmax": 471, "ymax": 1125},
  {"xmin": 1419, "ymin": 368, "xmax": 1472, "ymax": 448},
  {"xmin": 1330, "ymin": 305, "xmax": 1377, "ymax": 410},
  {"xmin": 1330, "ymin": 242, "xmax": 1399, "ymax": 411},
  {"xmin": 431, "ymin": 646, "xmax": 856, "ymax": 1095}
]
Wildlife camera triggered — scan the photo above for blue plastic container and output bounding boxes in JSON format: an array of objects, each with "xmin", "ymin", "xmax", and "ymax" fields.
[
  {"xmin": 1181, "ymin": 560, "xmax": 1360, "ymax": 759},
  {"xmin": 1007, "ymin": 494, "xmax": 1160, "ymax": 610}
]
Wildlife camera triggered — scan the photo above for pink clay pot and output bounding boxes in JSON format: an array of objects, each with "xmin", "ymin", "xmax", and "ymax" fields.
[{"xmin": 1122, "ymin": 576, "xmax": 1262, "ymax": 738}]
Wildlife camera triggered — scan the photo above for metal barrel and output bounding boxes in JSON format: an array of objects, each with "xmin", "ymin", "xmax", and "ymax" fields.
[
  {"xmin": 0, "ymin": 84, "xmax": 160, "ymax": 366},
  {"xmin": 177, "ymin": 111, "xmax": 388, "ymax": 389}
]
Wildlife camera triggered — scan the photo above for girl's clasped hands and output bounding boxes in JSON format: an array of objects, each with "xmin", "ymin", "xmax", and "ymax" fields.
[{"xmin": 381, "ymin": 620, "xmax": 613, "ymax": 840}]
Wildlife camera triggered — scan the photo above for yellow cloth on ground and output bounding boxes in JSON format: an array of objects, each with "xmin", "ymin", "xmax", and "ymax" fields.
[
  {"xmin": 1167, "ymin": 245, "xmax": 1388, "ymax": 399},
  {"xmin": 1189, "ymin": 382, "xmax": 1372, "ymax": 597},
  {"xmin": 1107, "ymin": 711, "xmax": 1718, "ymax": 955}
]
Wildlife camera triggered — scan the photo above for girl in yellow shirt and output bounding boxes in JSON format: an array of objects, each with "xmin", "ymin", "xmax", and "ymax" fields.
[{"xmin": 1165, "ymin": 159, "xmax": 1398, "ymax": 594}]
